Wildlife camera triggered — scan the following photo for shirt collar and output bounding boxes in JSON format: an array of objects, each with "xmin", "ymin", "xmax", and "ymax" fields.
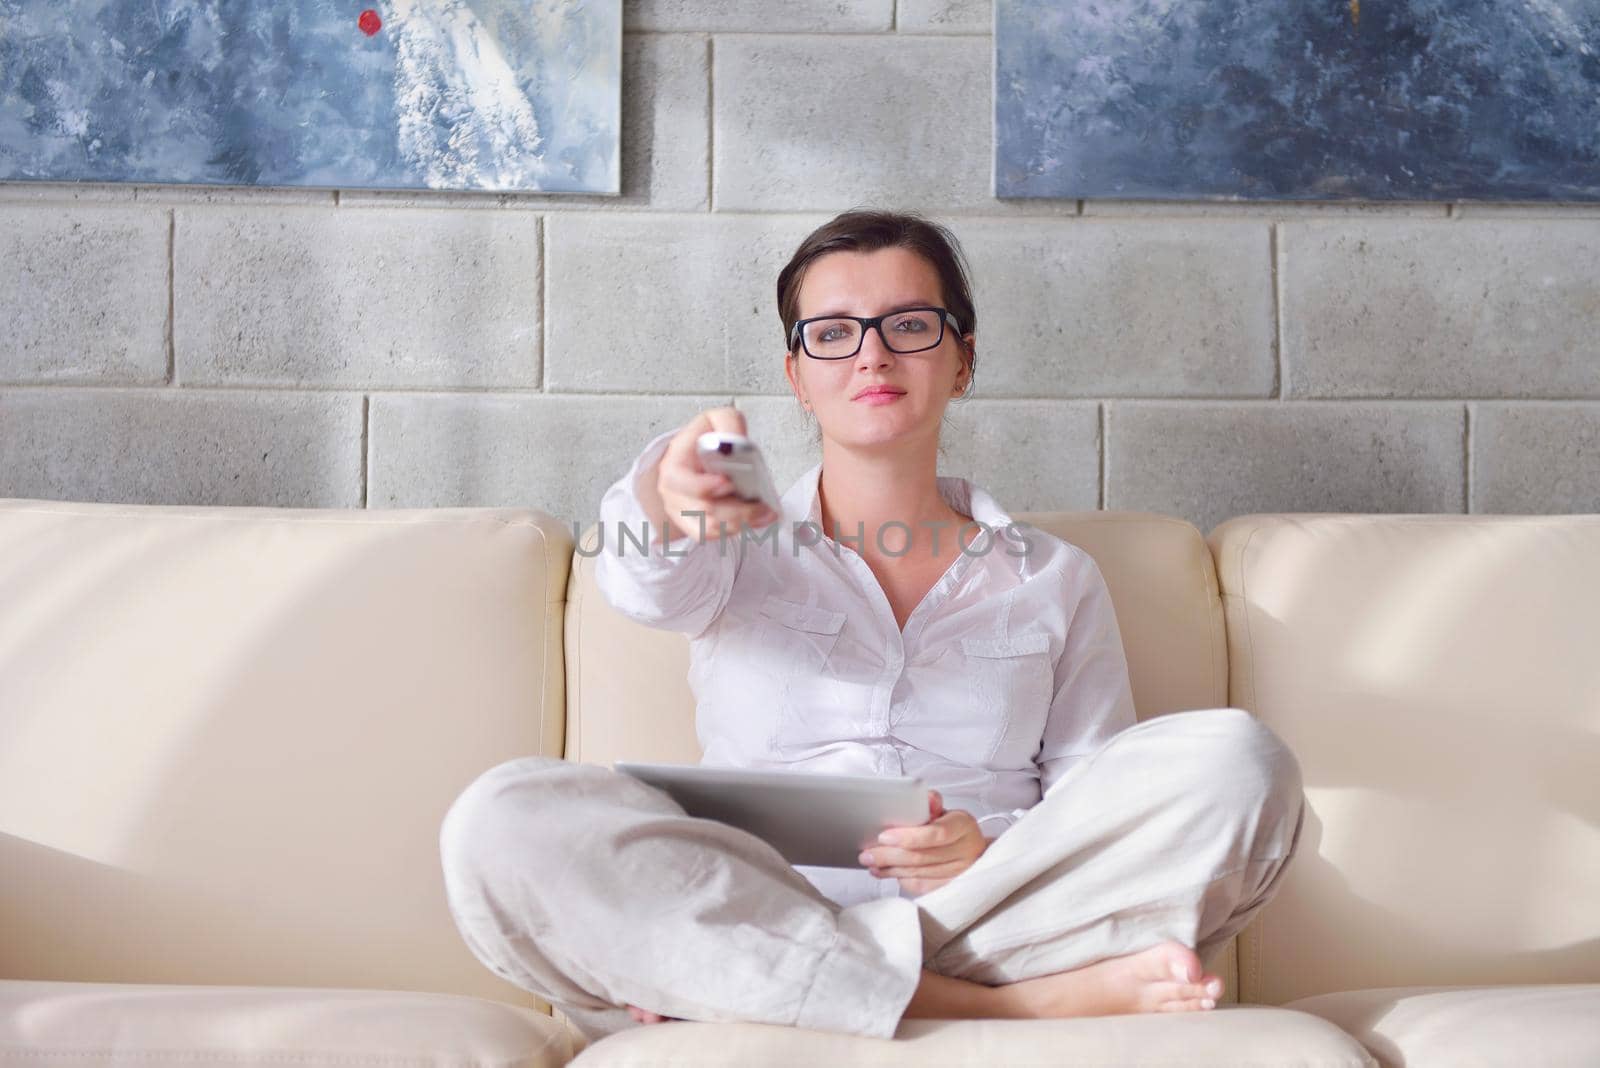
[{"xmin": 779, "ymin": 462, "xmax": 1015, "ymax": 534}]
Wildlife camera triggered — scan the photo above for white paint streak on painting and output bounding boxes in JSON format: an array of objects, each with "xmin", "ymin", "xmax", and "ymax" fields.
[
  {"xmin": 1521, "ymin": 0, "xmax": 1594, "ymax": 56},
  {"xmin": 390, "ymin": 0, "xmax": 548, "ymax": 189}
]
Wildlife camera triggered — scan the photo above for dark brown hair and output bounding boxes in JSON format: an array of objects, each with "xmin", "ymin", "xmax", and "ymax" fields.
[{"xmin": 776, "ymin": 209, "xmax": 977, "ymax": 384}]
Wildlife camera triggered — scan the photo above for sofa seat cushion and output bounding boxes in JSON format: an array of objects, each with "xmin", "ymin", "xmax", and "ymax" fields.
[
  {"xmin": 1285, "ymin": 985, "xmax": 1600, "ymax": 1068},
  {"xmin": 0, "ymin": 980, "xmax": 581, "ymax": 1068},
  {"xmin": 565, "ymin": 1006, "xmax": 1375, "ymax": 1067}
]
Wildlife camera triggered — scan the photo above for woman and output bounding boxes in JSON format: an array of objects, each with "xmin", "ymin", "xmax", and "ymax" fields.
[{"xmin": 439, "ymin": 210, "xmax": 1305, "ymax": 1043}]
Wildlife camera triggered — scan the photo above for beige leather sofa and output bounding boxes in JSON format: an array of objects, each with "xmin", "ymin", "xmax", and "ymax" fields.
[{"xmin": 2, "ymin": 496, "xmax": 1595, "ymax": 1067}]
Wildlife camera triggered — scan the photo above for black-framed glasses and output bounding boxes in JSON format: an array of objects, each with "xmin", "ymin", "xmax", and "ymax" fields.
[{"xmin": 788, "ymin": 306, "xmax": 963, "ymax": 360}]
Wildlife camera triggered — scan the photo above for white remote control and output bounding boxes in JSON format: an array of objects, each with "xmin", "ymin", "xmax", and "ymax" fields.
[{"xmin": 696, "ymin": 431, "xmax": 782, "ymax": 515}]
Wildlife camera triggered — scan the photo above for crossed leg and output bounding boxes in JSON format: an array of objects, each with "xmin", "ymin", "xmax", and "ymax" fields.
[
  {"xmin": 903, "ymin": 707, "xmax": 1303, "ymax": 1019},
  {"xmin": 439, "ymin": 707, "xmax": 1304, "ymax": 1042}
]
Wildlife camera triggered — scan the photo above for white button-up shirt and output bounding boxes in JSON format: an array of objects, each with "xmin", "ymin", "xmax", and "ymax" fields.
[{"xmin": 594, "ymin": 429, "xmax": 1137, "ymax": 907}]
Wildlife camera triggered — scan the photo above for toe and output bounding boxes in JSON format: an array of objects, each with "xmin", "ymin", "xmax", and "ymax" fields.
[
  {"xmin": 627, "ymin": 1004, "xmax": 668, "ymax": 1024},
  {"xmin": 1154, "ymin": 980, "xmax": 1216, "ymax": 1005},
  {"xmin": 1155, "ymin": 941, "xmax": 1204, "ymax": 984},
  {"xmin": 1157, "ymin": 996, "xmax": 1217, "ymax": 1012}
]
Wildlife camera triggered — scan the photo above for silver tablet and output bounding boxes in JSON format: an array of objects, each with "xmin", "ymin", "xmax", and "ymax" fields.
[{"xmin": 613, "ymin": 761, "xmax": 930, "ymax": 868}]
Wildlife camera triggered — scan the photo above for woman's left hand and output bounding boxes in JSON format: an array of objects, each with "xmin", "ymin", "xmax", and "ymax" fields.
[{"xmin": 858, "ymin": 790, "xmax": 992, "ymax": 896}]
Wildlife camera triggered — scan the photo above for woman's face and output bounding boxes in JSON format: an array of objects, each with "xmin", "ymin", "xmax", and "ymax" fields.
[{"xmin": 784, "ymin": 246, "xmax": 973, "ymax": 454}]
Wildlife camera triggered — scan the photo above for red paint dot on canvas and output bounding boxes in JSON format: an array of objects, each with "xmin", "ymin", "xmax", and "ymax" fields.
[{"xmin": 358, "ymin": 9, "xmax": 382, "ymax": 36}]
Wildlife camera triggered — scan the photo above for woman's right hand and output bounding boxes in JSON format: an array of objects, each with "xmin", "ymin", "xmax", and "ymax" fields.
[{"xmin": 654, "ymin": 406, "xmax": 779, "ymax": 544}]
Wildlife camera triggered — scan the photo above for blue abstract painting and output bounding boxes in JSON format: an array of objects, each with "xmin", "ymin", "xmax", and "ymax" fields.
[
  {"xmin": 0, "ymin": 0, "xmax": 620, "ymax": 193},
  {"xmin": 996, "ymin": 0, "xmax": 1600, "ymax": 201}
]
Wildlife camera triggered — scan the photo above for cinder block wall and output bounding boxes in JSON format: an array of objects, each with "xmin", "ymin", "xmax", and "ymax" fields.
[{"xmin": 2, "ymin": 0, "xmax": 1597, "ymax": 534}]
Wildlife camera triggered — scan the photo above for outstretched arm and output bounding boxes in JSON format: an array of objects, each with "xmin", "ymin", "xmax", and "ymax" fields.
[{"xmin": 593, "ymin": 407, "xmax": 777, "ymax": 639}]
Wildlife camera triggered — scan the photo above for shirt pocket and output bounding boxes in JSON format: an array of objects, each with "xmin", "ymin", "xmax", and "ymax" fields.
[
  {"xmin": 756, "ymin": 594, "xmax": 847, "ymax": 750},
  {"xmin": 959, "ymin": 632, "xmax": 1055, "ymax": 764}
]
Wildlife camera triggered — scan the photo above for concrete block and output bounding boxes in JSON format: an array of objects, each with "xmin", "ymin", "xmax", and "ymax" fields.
[
  {"xmin": 957, "ymin": 219, "xmax": 1275, "ymax": 397},
  {"xmin": 370, "ymin": 392, "xmax": 1089, "ymax": 532},
  {"xmin": 937, "ymin": 398, "xmax": 1100, "ymax": 510},
  {"xmin": 899, "ymin": 0, "xmax": 991, "ymax": 33},
  {"xmin": 340, "ymin": 34, "xmax": 710, "ymax": 212},
  {"xmin": 1106, "ymin": 401, "xmax": 1465, "ymax": 534},
  {"xmin": 0, "ymin": 205, "xmax": 169, "ymax": 384},
  {"xmin": 626, "ymin": 0, "xmax": 891, "ymax": 32},
  {"xmin": 714, "ymin": 35, "xmax": 990, "ymax": 211},
  {"xmin": 1281, "ymin": 219, "xmax": 1600, "ymax": 398},
  {"xmin": 1471, "ymin": 402, "xmax": 1600, "ymax": 514},
  {"xmin": 174, "ymin": 206, "xmax": 541, "ymax": 388},
  {"xmin": 0, "ymin": 388, "xmax": 362, "ymax": 506},
  {"xmin": 544, "ymin": 213, "xmax": 824, "ymax": 394},
  {"xmin": 367, "ymin": 393, "xmax": 724, "ymax": 526}
]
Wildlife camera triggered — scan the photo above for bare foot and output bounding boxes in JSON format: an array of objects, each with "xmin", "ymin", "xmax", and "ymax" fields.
[
  {"xmin": 1004, "ymin": 940, "xmax": 1224, "ymax": 1017},
  {"xmin": 625, "ymin": 941, "xmax": 1219, "ymax": 1027},
  {"xmin": 626, "ymin": 1003, "xmax": 679, "ymax": 1024}
]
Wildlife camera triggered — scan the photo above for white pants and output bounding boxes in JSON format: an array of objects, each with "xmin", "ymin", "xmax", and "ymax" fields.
[{"xmin": 438, "ymin": 707, "xmax": 1305, "ymax": 1043}]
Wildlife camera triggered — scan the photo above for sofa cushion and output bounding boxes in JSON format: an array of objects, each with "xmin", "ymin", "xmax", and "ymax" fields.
[
  {"xmin": 563, "ymin": 1007, "xmax": 1375, "ymax": 1067},
  {"xmin": 0, "ymin": 979, "xmax": 580, "ymax": 1068},
  {"xmin": 1209, "ymin": 515, "xmax": 1600, "ymax": 1005},
  {"xmin": 1285, "ymin": 984, "xmax": 1600, "ymax": 1068},
  {"xmin": 0, "ymin": 499, "xmax": 570, "ymax": 1010}
]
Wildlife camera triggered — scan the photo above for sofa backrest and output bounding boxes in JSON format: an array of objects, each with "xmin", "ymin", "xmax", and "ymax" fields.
[
  {"xmin": 1210, "ymin": 514, "xmax": 1600, "ymax": 1005},
  {"xmin": 565, "ymin": 510, "xmax": 1239, "ymax": 995},
  {"xmin": 0, "ymin": 499, "xmax": 571, "ymax": 1012}
]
